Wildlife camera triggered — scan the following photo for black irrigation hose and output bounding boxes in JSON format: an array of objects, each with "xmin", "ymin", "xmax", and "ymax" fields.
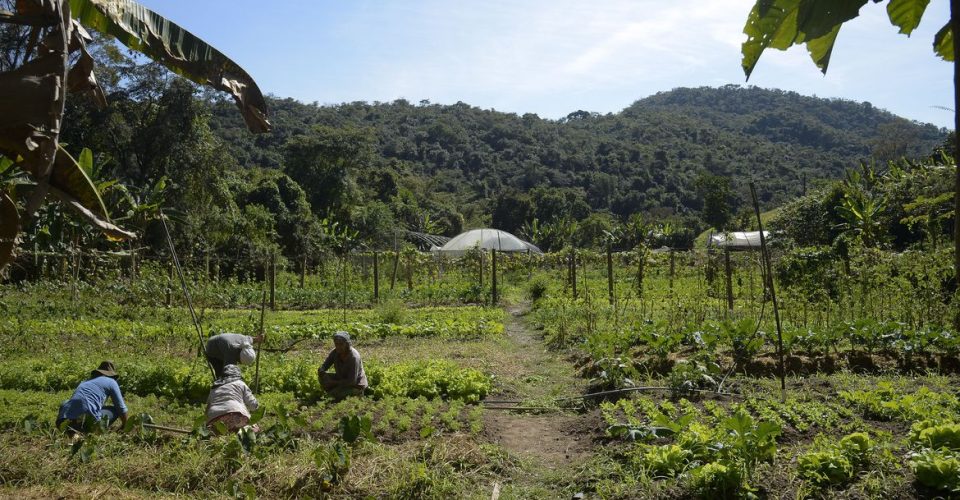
[
  {"xmin": 482, "ymin": 386, "xmax": 742, "ymax": 411},
  {"xmin": 552, "ymin": 386, "xmax": 742, "ymax": 402}
]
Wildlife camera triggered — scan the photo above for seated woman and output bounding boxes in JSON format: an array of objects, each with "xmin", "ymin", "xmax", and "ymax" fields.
[
  {"xmin": 317, "ymin": 331, "xmax": 368, "ymax": 401},
  {"xmin": 57, "ymin": 360, "xmax": 128, "ymax": 433},
  {"xmin": 205, "ymin": 364, "xmax": 259, "ymax": 433}
]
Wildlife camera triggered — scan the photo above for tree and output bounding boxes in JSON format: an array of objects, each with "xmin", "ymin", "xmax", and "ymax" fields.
[
  {"xmin": 491, "ymin": 189, "xmax": 533, "ymax": 235},
  {"xmin": 741, "ymin": 0, "xmax": 960, "ymax": 323},
  {"xmin": 695, "ymin": 172, "xmax": 734, "ymax": 231},
  {"xmin": 0, "ymin": 0, "xmax": 270, "ymax": 270},
  {"xmin": 283, "ymin": 125, "xmax": 373, "ymax": 220}
]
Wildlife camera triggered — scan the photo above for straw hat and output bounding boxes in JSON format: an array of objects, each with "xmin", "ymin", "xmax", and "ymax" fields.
[{"xmin": 92, "ymin": 360, "xmax": 118, "ymax": 378}]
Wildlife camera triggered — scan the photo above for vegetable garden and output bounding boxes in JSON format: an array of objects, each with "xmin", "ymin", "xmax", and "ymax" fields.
[{"xmin": 1, "ymin": 227, "xmax": 958, "ymax": 497}]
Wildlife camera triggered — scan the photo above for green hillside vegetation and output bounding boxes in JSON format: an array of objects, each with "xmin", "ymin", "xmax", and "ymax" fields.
[{"xmin": 41, "ymin": 46, "xmax": 945, "ymax": 273}]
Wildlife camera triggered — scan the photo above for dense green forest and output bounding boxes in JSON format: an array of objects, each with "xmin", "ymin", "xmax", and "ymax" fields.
[
  {"xmin": 207, "ymin": 85, "xmax": 945, "ymax": 226},
  {"xmin": 31, "ymin": 50, "xmax": 945, "ymax": 271}
]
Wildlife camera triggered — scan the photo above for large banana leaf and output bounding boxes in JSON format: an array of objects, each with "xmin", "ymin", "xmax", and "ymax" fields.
[
  {"xmin": 69, "ymin": 0, "xmax": 271, "ymax": 133},
  {"xmin": 49, "ymin": 144, "xmax": 110, "ymax": 222},
  {"xmin": 742, "ymin": 0, "xmax": 947, "ymax": 78}
]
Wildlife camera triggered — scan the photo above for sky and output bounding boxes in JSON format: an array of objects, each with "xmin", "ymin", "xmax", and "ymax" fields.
[{"xmin": 138, "ymin": 0, "xmax": 954, "ymax": 129}]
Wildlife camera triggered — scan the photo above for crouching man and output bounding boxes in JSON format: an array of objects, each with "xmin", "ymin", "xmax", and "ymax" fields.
[
  {"xmin": 56, "ymin": 360, "xmax": 128, "ymax": 433},
  {"xmin": 317, "ymin": 331, "xmax": 367, "ymax": 401}
]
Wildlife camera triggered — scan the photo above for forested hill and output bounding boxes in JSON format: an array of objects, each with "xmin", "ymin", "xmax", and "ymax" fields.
[{"xmin": 208, "ymin": 85, "xmax": 945, "ymax": 230}]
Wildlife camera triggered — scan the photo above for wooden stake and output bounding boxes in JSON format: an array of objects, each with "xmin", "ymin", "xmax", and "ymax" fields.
[
  {"xmin": 390, "ymin": 249, "xmax": 400, "ymax": 290},
  {"xmin": 142, "ymin": 423, "xmax": 192, "ymax": 435},
  {"xmin": 750, "ymin": 181, "xmax": 785, "ymax": 396},
  {"xmin": 571, "ymin": 247, "xmax": 578, "ymax": 299},
  {"xmin": 159, "ymin": 213, "xmax": 214, "ymax": 379},
  {"xmin": 254, "ymin": 289, "xmax": 267, "ymax": 394},
  {"xmin": 491, "ymin": 249, "xmax": 498, "ymax": 304},
  {"xmin": 300, "ymin": 255, "xmax": 306, "ymax": 288},
  {"xmin": 269, "ymin": 253, "xmax": 276, "ymax": 311},
  {"xmin": 373, "ymin": 250, "xmax": 380, "ymax": 303},
  {"xmin": 725, "ymin": 248, "xmax": 734, "ymax": 314},
  {"xmin": 607, "ymin": 244, "xmax": 614, "ymax": 306}
]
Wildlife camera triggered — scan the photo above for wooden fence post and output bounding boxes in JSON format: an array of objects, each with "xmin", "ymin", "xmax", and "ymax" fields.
[
  {"xmin": 270, "ymin": 253, "xmax": 276, "ymax": 311},
  {"xmin": 725, "ymin": 248, "xmax": 734, "ymax": 315},
  {"xmin": 300, "ymin": 255, "xmax": 307, "ymax": 288},
  {"xmin": 373, "ymin": 250, "xmax": 380, "ymax": 303},
  {"xmin": 406, "ymin": 253, "xmax": 413, "ymax": 291},
  {"xmin": 166, "ymin": 260, "xmax": 173, "ymax": 306},
  {"xmin": 479, "ymin": 250, "xmax": 484, "ymax": 288},
  {"xmin": 491, "ymin": 249, "xmax": 498, "ymax": 304},
  {"xmin": 571, "ymin": 247, "xmax": 578, "ymax": 299},
  {"xmin": 390, "ymin": 249, "xmax": 400, "ymax": 290},
  {"xmin": 607, "ymin": 244, "xmax": 614, "ymax": 306},
  {"xmin": 750, "ymin": 181, "xmax": 785, "ymax": 395}
]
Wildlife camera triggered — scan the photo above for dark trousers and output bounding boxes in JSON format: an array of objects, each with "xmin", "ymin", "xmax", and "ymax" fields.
[
  {"xmin": 207, "ymin": 356, "xmax": 226, "ymax": 379},
  {"xmin": 57, "ymin": 406, "xmax": 122, "ymax": 433}
]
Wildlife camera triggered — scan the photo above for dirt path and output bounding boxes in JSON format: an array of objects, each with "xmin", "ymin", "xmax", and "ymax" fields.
[{"xmin": 482, "ymin": 303, "xmax": 597, "ymax": 471}]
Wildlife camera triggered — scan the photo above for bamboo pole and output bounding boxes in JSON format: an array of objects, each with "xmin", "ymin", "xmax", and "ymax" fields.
[
  {"xmin": 750, "ymin": 181, "xmax": 785, "ymax": 395},
  {"xmin": 571, "ymin": 247, "xmax": 578, "ymax": 299},
  {"xmin": 254, "ymin": 290, "xmax": 267, "ymax": 394},
  {"xmin": 491, "ymin": 249, "xmax": 498, "ymax": 304},
  {"xmin": 607, "ymin": 244, "xmax": 614, "ymax": 306},
  {"xmin": 159, "ymin": 213, "xmax": 214, "ymax": 379},
  {"xmin": 725, "ymin": 248, "xmax": 734, "ymax": 314},
  {"xmin": 269, "ymin": 253, "xmax": 276, "ymax": 311},
  {"xmin": 373, "ymin": 250, "xmax": 380, "ymax": 303},
  {"xmin": 142, "ymin": 423, "xmax": 192, "ymax": 435}
]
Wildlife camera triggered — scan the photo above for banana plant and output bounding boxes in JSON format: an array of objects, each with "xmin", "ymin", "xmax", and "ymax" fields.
[
  {"xmin": 741, "ymin": 0, "xmax": 960, "ymax": 321},
  {"xmin": 0, "ymin": 0, "xmax": 271, "ymax": 270}
]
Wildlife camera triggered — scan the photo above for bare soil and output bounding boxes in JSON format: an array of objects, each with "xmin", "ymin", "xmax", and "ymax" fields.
[{"xmin": 481, "ymin": 302, "xmax": 599, "ymax": 469}]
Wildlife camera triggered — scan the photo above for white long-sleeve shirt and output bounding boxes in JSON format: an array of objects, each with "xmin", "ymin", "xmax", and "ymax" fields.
[{"xmin": 205, "ymin": 380, "xmax": 259, "ymax": 422}]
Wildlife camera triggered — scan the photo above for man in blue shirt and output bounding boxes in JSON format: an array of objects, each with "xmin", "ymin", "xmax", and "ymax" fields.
[{"xmin": 57, "ymin": 361, "xmax": 128, "ymax": 432}]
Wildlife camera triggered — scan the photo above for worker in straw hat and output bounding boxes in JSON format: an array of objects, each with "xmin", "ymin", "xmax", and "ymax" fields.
[
  {"xmin": 317, "ymin": 331, "xmax": 367, "ymax": 401},
  {"xmin": 56, "ymin": 360, "xmax": 128, "ymax": 433}
]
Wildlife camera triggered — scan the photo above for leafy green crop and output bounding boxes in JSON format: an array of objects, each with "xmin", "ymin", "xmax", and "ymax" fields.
[
  {"xmin": 798, "ymin": 432, "xmax": 874, "ymax": 488},
  {"xmin": 911, "ymin": 421, "xmax": 960, "ymax": 451},
  {"xmin": 910, "ymin": 448, "xmax": 960, "ymax": 492}
]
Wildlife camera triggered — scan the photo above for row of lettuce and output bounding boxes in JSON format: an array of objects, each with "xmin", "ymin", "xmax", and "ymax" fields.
[
  {"xmin": 0, "ymin": 306, "xmax": 505, "ymax": 348},
  {"xmin": 597, "ymin": 384, "xmax": 960, "ymax": 495},
  {"xmin": 0, "ymin": 355, "xmax": 491, "ymax": 403},
  {"xmin": 533, "ymin": 298, "xmax": 960, "ymax": 363}
]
